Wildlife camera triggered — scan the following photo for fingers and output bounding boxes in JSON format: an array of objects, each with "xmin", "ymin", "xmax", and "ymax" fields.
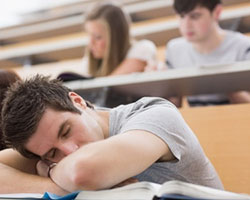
[{"xmin": 36, "ymin": 160, "xmax": 50, "ymax": 177}]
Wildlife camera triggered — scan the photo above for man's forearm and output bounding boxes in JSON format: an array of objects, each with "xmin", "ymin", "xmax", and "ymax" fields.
[
  {"xmin": 0, "ymin": 163, "xmax": 67, "ymax": 195},
  {"xmin": 49, "ymin": 130, "xmax": 169, "ymax": 192}
]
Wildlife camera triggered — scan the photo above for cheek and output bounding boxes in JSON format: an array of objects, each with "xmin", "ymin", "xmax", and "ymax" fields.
[
  {"xmin": 195, "ymin": 19, "xmax": 211, "ymax": 34},
  {"xmin": 73, "ymin": 124, "xmax": 95, "ymax": 145},
  {"xmin": 179, "ymin": 19, "xmax": 193, "ymax": 34},
  {"xmin": 179, "ymin": 24, "xmax": 186, "ymax": 35},
  {"xmin": 96, "ymin": 40, "xmax": 106, "ymax": 57},
  {"xmin": 179, "ymin": 20, "xmax": 186, "ymax": 31},
  {"xmin": 98, "ymin": 40, "xmax": 106, "ymax": 51},
  {"xmin": 74, "ymin": 128, "xmax": 88, "ymax": 145}
]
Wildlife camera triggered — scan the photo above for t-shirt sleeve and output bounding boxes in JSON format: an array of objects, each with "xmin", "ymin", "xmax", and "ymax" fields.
[
  {"xmin": 234, "ymin": 32, "xmax": 250, "ymax": 61},
  {"xmin": 126, "ymin": 40, "xmax": 157, "ymax": 66},
  {"xmin": 119, "ymin": 105, "xmax": 199, "ymax": 162}
]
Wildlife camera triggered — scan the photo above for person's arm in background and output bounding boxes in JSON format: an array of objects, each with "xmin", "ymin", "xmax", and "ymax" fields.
[
  {"xmin": 110, "ymin": 58, "xmax": 146, "ymax": 75},
  {"xmin": 110, "ymin": 40, "xmax": 157, "ymax": 76},
  {"xmin": 0, "ymin": 149, "xmax": 67, "ymax": 195},
  {"xmin": 228, "ymin": 91, "xmax": 250, "ymax": 104},
  {"xmin": 228, "ymin": 49, "xmax": 250, "ymax": 104}
]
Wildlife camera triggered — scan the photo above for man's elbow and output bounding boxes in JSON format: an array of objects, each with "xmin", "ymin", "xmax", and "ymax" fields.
[{"xmin": 70, "ymin": 159, "xmax": 105, "ymax": 191}]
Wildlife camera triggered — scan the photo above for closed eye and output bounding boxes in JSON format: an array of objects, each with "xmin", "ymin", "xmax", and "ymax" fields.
[
  {"xmin": 45, "ymin": 148, "xmax": 57, "ymax": 160},
  {"xmin": 62, "ymin": 126, "xmax": 71, "ymax": 138}
]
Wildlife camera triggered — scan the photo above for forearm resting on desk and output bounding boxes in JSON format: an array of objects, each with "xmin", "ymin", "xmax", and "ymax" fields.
[
  {"xmin": 228, "ymin": 91, "xmax": 250, "ymax": 103},
  {"xmin": 0, "ymin": 163, "xmax": 67, "ymax": 195},
  {"xmin": 0, "ymin": 149, "xmax": 67, "ymax": 195},
  {"xmin": 49, "ymin": 131, "xmax": 169, "ymax": 192}
]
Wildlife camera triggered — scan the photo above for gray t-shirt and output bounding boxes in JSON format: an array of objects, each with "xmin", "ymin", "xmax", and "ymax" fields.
[
  {"xmin": 166, "ymin": 30, "xmax": 250, "ymax": 105},
  {"xmin": 109, "ymin": 97, "xmax": 223, "ymax": 189}
]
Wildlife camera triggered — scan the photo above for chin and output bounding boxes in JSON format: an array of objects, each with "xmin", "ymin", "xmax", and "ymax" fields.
[
  {"xmin": 185, "ymin": 35, "xmax": 197, "ymax": 42},
  {"xmin": 92, "ymin": 52, "xmax": 103, "ymax": 59}
]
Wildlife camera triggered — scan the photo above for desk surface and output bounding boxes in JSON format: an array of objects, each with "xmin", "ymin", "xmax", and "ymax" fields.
[
  {"xmin": 180, "ymin": 103, "xmax": 250, "ymax": 194},
  {"xmin": 64, "ymin": 60, "xmax": 250, "ymax": 97}
]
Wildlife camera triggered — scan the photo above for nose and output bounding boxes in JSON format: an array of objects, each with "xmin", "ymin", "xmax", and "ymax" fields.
[
  {"xmin": 89, "ymin": 36, "xmax": 95, "ymax": 48},
  {"xmin": 60, "ymin": 142, "xmax": 79, "ymax": 156},
  {"xmin": 182, "ymin": 16, "xmax": 192, "ymax": 28}
]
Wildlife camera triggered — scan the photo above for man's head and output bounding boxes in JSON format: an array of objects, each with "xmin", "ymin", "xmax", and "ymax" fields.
[
  {"xmin": 1, "ymin": 75, "xmax": 102, "ymax": 162},
  {"xmin": 173, "ymin": 0, "xmax": 222, "ymax": 42}
]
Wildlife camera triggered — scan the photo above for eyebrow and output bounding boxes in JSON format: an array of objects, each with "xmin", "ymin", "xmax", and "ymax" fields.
[{"xmin": 41, "ymin": 120, "xmax": 69, "ymax": 159}]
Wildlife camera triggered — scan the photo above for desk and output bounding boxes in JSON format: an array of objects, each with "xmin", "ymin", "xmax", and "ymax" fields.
[
  {"xmin": 180, "ymin": 103, "xmax": 250, "ymax": 193},
  {"xmin": 64, "ymin": 60, "xmax": 250, "ymax": 98},
  {"xmin": 0, "ymin": 0, "xmax": 173, "ymax": 44},
  {"xmin": 1, "ymin": 2, "xmax": 250, "ymax": 67}
]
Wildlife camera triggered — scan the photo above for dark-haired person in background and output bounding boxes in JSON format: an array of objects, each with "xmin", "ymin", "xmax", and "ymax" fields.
[{"xmin": 166, "ymin": 0, "xmax": 250, "ymax": 107}]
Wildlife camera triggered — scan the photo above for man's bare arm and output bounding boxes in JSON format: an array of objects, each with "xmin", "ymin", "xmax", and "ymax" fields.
[
  {"xmin": 0, "ymin": 149, "xmax": 37, "ymax": 174},
  {"xmin": 50, "ymin": 130, "xmax": 174, "ymax": 192},
  {"xmin": 0, "ymin": 149, "xmax": 67, "ymax": 195}
]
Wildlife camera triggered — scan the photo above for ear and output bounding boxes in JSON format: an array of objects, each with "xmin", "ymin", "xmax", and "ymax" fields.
[
  {"xmin": 212, "ymin": 4, "xmax": 222, "ymax": 21},
  {"xmin": 68, "ymin": 92, "xmax": 87, "ymax": 109}
]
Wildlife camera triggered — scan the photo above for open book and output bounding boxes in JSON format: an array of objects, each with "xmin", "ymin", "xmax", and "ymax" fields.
[
  {"xmin": 1, "ymin": 181, "xmax": 250, "ymax": 200},
  {"xmin": 75, "ymin": 180, "xmax": 250, "ymax": 200},
  {"xmin": 57, "ymin": 72, "xmax": 93, "ymax": 82}
]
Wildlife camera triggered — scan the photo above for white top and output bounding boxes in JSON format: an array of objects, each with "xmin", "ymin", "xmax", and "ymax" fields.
[
  {"xmin": 82, "ymin": 39, "xmax": 157, "ymax": 76},
  {"xmin": 166, "ymin": 30, "xmax": 250, "ymax": 69},
  {"xmin": 126, "ymin": 39, "xmax": 157, "ymax": 66}
]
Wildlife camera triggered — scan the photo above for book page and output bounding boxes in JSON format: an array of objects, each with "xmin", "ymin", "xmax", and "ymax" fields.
[
  {"xmin": 76, "ymin": 182, "xmax": 161, "ymax": 200},
  {"xmin": 0, "ymin": 193, "xmax": 43, "ymax": 199},
  {"xmin": 158, "ymin": 180, "xmax": 250, "ymax": 199}
]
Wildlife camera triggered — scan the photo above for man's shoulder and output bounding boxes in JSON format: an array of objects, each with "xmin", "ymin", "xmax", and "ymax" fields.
[
  {"xmin": 113, "ymin": 97, "xmax": 175, "ymax": 113},
  {"xmin": 226, "ymin": 30, "xmax": 250, "ymax": 45},
  {"xmin": 134, "ymin": 97, "xmax": 175, "ymax": 108}
]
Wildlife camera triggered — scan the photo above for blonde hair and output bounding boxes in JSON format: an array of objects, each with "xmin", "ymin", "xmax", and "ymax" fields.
[{"xmin": 85, "ymin": 2, "xmax": 131, "ymax": 77}]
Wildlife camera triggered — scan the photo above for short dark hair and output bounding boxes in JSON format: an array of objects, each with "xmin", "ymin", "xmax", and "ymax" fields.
[
  {"xmin": 0, "ymin": 69, "xmax": 20, "ymax": 150},
  {"xmin": 173, "ymin": 0, "xmax": 221, "ymax": 14},
  {"xmin": 1, "ymin": 75, "xmax": 92, "ymax": 159}
]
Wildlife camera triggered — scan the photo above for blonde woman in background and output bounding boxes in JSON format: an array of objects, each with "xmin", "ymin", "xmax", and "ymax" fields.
[{"xmin": 84, "ymin": 2, "xmax": 157, "ymax": 77}]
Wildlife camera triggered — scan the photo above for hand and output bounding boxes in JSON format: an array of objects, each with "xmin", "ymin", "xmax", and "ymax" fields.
[
  {"xmin": 228, "ymin": 91, "xmax": 250, "ymax": 104},
  {"xmin": 144, "ymin": 64, "xmax": 158, "ymax": 72},
  {"xmin": 36, "ymin": 160, "xmax": 57, "ymax": 178},
  {"xmin": 36, "ymin": 160, "xmax": 50, "ymax": 177},
  {"xmin": 144, "ymin": 61, "xmax": 167, "ymax": 72}
]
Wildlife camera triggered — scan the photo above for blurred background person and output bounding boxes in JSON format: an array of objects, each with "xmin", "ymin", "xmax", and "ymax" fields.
[
  {"xmin": 84, "ymin": 2, "xmax": 157, "ymax": 77},
  {"xmin": 165, "ymin": 0, "xmax": 250, "ymax": 107},
  {"xmin": 78, "ymin": 2, "xmax": 159, "ymax": 107}
]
